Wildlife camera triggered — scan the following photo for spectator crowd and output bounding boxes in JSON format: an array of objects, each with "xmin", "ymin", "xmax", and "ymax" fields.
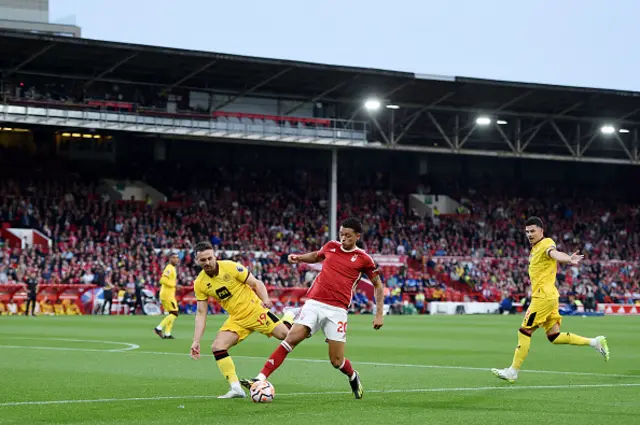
[{"xmin": 1, "ymin": 163, "xmax": 639, "ymax": 312}]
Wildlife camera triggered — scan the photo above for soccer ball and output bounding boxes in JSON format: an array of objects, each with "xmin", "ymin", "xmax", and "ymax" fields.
[{"xmin": 250, "ymin": 380, "xmax": 275, "ymax": 403}]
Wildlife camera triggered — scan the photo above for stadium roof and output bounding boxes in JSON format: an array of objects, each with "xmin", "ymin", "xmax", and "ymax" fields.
[{"xmin": 1, "ymin": 30, "xmax": 639, "ymax": 165}]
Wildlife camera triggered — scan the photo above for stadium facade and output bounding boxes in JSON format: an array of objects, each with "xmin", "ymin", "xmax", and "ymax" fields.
[{"xmin": 0, "ymin": 29, "xmax": 638, "ymax": 164}]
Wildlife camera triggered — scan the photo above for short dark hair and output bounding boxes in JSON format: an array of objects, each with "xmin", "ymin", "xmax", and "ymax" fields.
[
  {"xmin": 341, "ymin": 217, "xmax": 363, "ymax": 234},
  {"xmin": 525, "ymin": 216, "xmax": 544, "ymax": 228},
  {"xmin": 195, "ymin": 241, "xmax": 213, "ymax": 253}
]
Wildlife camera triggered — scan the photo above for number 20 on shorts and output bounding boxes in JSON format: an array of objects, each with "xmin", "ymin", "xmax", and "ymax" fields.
[{"xmin": 337, "ymin": 321, "xmax": 347, "ymax": 333}]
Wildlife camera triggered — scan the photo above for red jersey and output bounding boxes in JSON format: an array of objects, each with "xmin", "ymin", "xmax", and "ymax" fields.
[{"xmin": 305, "ymin": 240, "xmax": 379, "ymax": 310}]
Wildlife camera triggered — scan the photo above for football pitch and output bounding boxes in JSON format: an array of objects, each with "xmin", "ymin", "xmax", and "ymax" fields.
[{"xmin": 1, "ymin": 314, "xmax": 639, "ymax": 425}]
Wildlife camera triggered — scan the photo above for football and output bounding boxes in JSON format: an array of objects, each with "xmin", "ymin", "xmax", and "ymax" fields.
[{"xmin": 250, "ymin": 380, "xmax": 275, "ymax": 403}]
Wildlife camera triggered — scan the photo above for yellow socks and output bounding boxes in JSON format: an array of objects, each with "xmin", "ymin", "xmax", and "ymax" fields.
[
  {"xmin": 549, "ymin": 332, "xmax": 592, "ymax": 346},
  {"xmin": 506, "ymin": 330, "xmax": 595, "ymax": 376},
  {"xmin": 510, "ymin": 329, "xmax": 531, "ymax": 370},
  {"xmin": 157, "ymin": 314, "xmax": 176, "ymax": 335},
  {"xmin": 164, "ymin": 314, "xmax": 176, "ymax": 336},
  {"xmin": 214, "ymin": 350, "xmax": 239, "ymax": 384}
]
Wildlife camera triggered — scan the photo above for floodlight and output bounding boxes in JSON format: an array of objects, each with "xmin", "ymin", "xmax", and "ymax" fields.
[
  {"xmin": 496, "ymin": 120, "xmax": 508, "ymax": 125},
  {"xmin": 619, "ymin": 128, "xmax": 630, "ymax": 134},
  {"xmin": 476, "ymin": 117, "xmax": 491, "ymax": 125},
  {"xmin": 386, "ymin": 104, "xmax": 400, "ymax": 110},
  {"xmin": 364, "ymin": 99, "xmax": 381, "ymax": 111},
  {"xmin": 600, "ymin": 125, "xmax": 615, "ymax": 135}
]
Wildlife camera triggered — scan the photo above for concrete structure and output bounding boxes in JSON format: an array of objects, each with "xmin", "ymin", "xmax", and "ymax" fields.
[{"xmin": 0, "ymin": 0, "xmax": 80, "ymax": 37}]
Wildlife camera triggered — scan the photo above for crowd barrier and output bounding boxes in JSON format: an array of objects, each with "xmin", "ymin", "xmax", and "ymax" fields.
[
  {"xmin": 427, "ymin": 301, "xmax": 500, "ymax": 315},
  {"xmin": 2, "ymin": 284, "xmax": 638, "ymax": 316},
  {"xmin": 597, "ymin": 303, "xmax": 640, "ymax": 315},
  {"xmin": 0, "ymin": 284, "xmax": 315, "ymax": 315}
]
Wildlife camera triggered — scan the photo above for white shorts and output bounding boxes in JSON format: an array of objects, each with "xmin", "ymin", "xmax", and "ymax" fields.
[{"xmin": 294, "ymin": 299, "xmax": 348, "ymax": 343}]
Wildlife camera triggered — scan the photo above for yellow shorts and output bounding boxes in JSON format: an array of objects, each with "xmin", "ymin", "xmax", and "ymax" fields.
[
  {"xmin": 160, "ymin": 297, "xmax": 178, "ymax": 313},
  {"xmin": 522, "ymin": 298, "xmax": 563, "ymax": 332},
  {"xmin": 220, "ymin": 309, "xmax": 281, "ymax": 342}
]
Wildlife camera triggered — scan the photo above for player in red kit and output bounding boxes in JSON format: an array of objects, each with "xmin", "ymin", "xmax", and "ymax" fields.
[{"xmin": 240, "ymin": 217, "xmax": 384, "ymax": 399}]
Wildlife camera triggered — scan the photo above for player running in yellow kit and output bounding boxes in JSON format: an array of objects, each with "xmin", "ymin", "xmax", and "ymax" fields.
[
  {"xmin": 189, "ymin": 241, "xmax": 294, "ymax": 399},
  {"xmin": 154, "ymin": 253, "xmax": 180, "ymax": 339},
  {"xmin": 492, "ymin": 216, "xmax": 610, "ymax": 383}
]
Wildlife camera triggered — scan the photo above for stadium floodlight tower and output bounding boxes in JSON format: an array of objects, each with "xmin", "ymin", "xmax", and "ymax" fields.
[
  {"xmin": 364, "ymin": 98, "xmax": 400, "ymax": 144},
  {"xmin": 328, "ymin": 98, "xmax": 397, "ymax": 241},
  {"xmin": 328, "ymin": 98, "xmax": 400, "ymax": 241},
  {"xmin": 329, "ymin": 147, "xmax": 338, "ymax": 242}
]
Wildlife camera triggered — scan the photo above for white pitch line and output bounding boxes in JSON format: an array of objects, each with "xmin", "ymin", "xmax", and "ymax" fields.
[
  {"xmin": 2, "ymin": 337, "xmax": 139, "ymax": 352},
  {"xmin": 231, "ymin": 355, "xmax": 637, "ymax": 379},
  {"xmin": 0, "ymin": 345, "xmax": 139, "ymax": 353},
  {"xmin": 131, "ymin": 351, "xmax": 638, "ymax": 379},
  {"xmin": 1, "ymin": 383, "xmax": 639, "ymax": 407},
  {"xmin": 0, "ymin": 344, "xmax": 636, "ymax": 379}
]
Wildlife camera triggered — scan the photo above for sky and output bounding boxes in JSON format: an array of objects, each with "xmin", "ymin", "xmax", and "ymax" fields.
[{"xmin": 49, "ymin": 0, "xmax": 640, "ymax": 92}]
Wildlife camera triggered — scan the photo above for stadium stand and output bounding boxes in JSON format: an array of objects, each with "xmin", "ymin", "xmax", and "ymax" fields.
[
  {"xmin": 1, "ymin": 30, "xmax": 639, "ymax": 316},
  {"xmin": 1, "ymin": 147, "xmax": 639, "ymax": 315}
]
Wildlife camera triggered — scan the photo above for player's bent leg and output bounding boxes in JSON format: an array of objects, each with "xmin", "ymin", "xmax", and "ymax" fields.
[
  {"xmin": 242, "ymin": 303, "xmax": 321, "ymax": 388},
  {"xmin": 155, "ymin": 299, "xmax": 176, "ymax": 338},
  {"xmin": 284, "ymin": 323, "xmax": 311, "ymax": 348},
  {"xmin": 493, "ymin": 302, "xmax": 545, "ymax": 383},
  {"xmin": 154, "ymin": 314, "xmax": 171, "ymax": 339},
  {"xmin": 163, "ymin": 311, "xmax": 178, "ymax": 339},
  {"xmin": 327, "ymin": 339, "xmax": 346, "ymax": 368},
  {"xmin": 211, "ymin": 330, "xmax": 245, "ymax": 399},
  {"xmin": 241, "ymin": 324, "xmax": 311, "ymax": 389},
  {"xmin": 545, "ymin": 323, "xmax": 610, "ymax": 362},
  {"xmin": 270, "ymin": 322, "xmax": 291, "ymax": 340},
  {"xmin": 492, "ymin": 327, "xmax": 535, "ymax": 383},
  {"xmin": 328, "ymin": 340, "xmax": 362, "ymax": 399}
]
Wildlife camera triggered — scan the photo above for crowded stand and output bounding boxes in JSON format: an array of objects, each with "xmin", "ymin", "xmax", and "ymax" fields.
[{"xmin": 0, "ymin": 146, "xmax": 639, "ymax": 316}]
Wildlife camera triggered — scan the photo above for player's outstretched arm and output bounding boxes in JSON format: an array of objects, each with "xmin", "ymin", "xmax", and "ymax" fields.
[
  {"xmin": 549, "ymin": 248, "xmax": 584, "ymax": 265},
  {"xmin": 246, "ymin": 274, "xmax": 273, "ymax": 309},
  {"xmin": 190, "ymin": 300, "xmax": 208, "ymax": 360},
  {"xmin": 371, "ymin": 275, "xmax": 384, "ymax": 330},
  {"xmin": 288, "ymin": 251, "xmax": 322, "ymax": 264}
]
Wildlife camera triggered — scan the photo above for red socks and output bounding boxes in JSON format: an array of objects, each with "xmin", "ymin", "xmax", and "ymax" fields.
[
  {"xmin": 337, "ymin": 358, "xmax": 354, "ymax": 379},
  {"xmin": 260, "ymin": 341, "xmax": 292, "ymax": 379},
  {"xmin": 259, "ymin": 342, "xmax": 355, "ymax": 382}
]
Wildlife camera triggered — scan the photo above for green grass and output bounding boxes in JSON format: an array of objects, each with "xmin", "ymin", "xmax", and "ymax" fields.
[{"xmin": 0, "ymin": 314, "xmax": 639, "ymax": 425}]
